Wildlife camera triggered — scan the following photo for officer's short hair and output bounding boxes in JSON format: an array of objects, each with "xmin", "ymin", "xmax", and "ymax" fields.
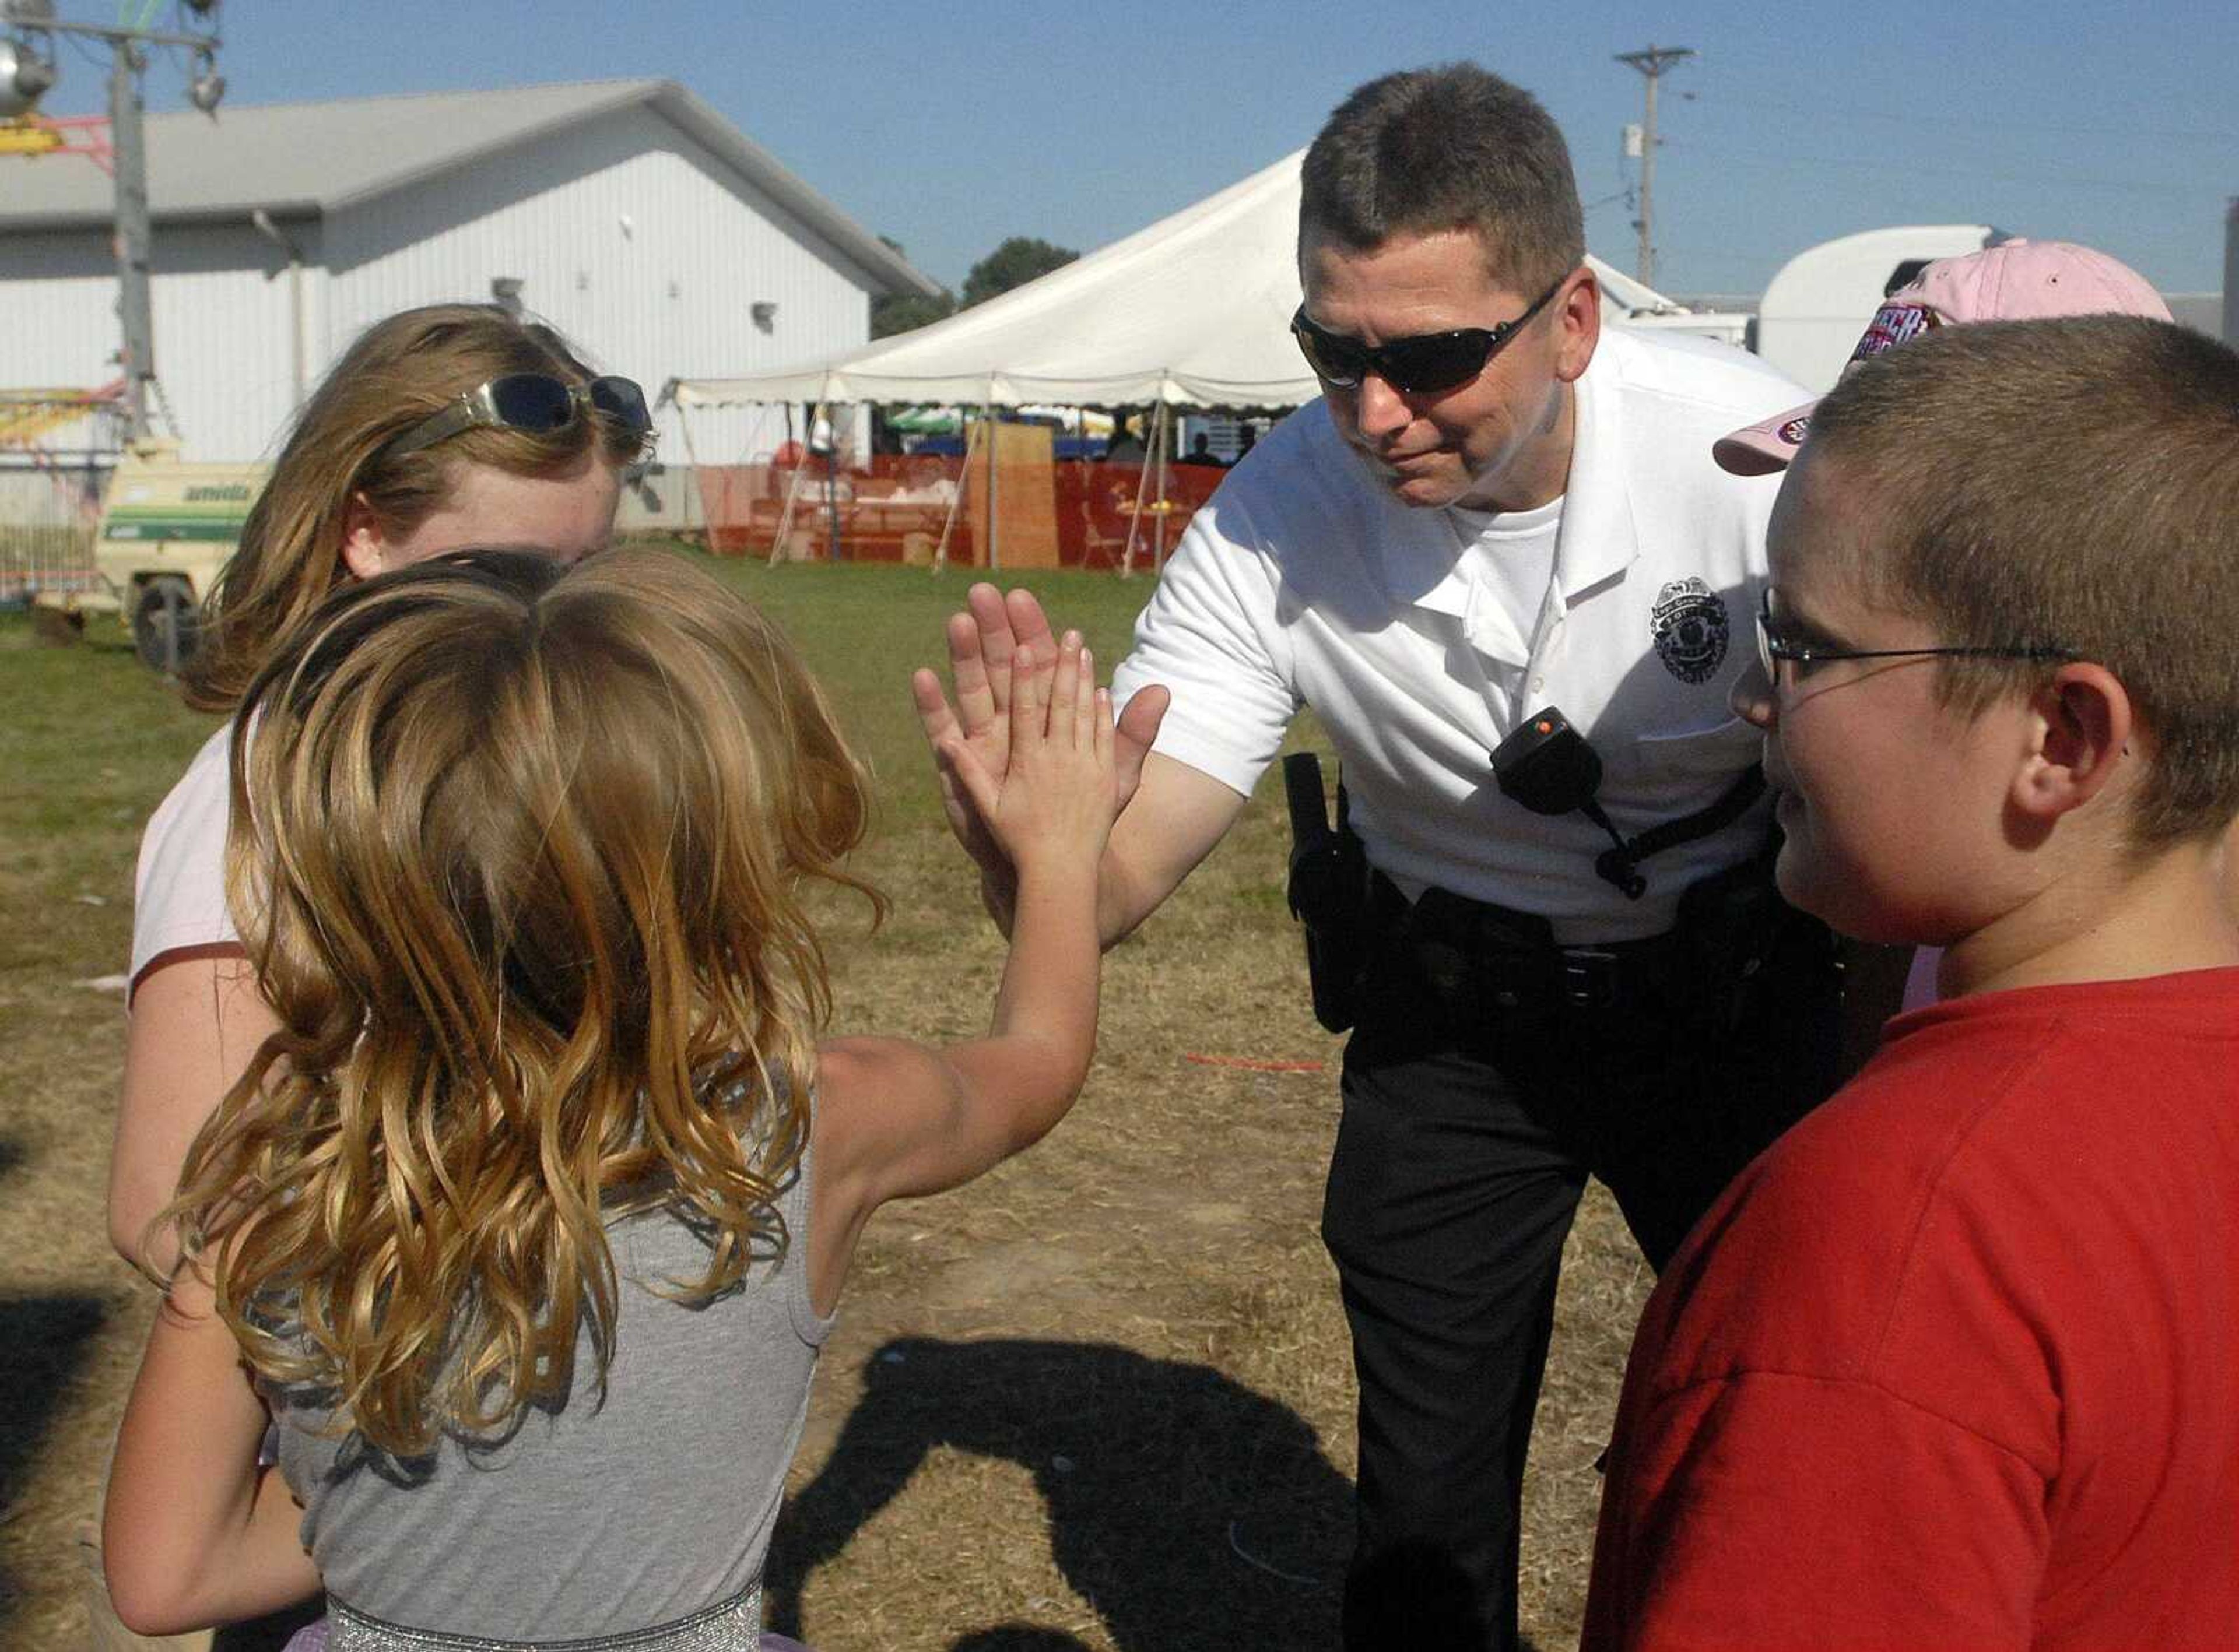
[
  {"xmin": 1805, "ymin": 314, "xmax": 2239, "ymax": 847},
  {"xmin": 1300, "ymin": 63, "xmax": 1585, "ymax": 294}
]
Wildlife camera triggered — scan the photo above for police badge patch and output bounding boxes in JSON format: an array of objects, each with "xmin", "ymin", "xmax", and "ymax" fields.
[{"xmin": 1650, "ymin": 577, "xmax": 1729, "ymax": 684}]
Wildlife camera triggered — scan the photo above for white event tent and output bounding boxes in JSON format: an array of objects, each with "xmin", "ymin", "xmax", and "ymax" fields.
[{"xmin": 671, "ymin": 148, "xmax": 1687, "ymax": 415}]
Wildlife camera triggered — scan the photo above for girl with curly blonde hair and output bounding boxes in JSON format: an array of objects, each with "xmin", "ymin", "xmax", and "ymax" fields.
[{"xmin": 102, "ymin": 547, "xmax": 1115, "ymax": 1651}]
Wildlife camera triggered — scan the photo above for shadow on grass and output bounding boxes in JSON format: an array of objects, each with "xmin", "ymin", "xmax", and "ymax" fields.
[
  {"xmin": 0, "ymin": 1131, "xmax": 108, "ymax": 1641},
  {"xmin": 768, "ymin": 1337, "xmax": 1352, "ymax": 1651},
  {"xmin": 0, "ymin": 1291, "xmax": 109, "ymax": 1640}
]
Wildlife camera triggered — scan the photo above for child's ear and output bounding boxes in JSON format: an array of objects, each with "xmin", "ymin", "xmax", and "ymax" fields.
[{"xmin": 2013, "ymin": 663, "xmax": 2136, "ymax": 823}]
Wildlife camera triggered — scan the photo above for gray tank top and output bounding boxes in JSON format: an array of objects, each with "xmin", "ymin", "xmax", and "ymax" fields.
[{"xmin": 271, "ymin": 1133, "xmax": 831, "ymax": 1641}]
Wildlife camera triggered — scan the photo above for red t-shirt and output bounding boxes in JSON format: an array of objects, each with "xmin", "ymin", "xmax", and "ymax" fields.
[{"xmin": 1584, "ymin": 967, "xmax": 2239, "ymax": 1651}]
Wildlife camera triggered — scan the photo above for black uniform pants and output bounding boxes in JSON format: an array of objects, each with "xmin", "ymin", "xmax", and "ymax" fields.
[{"xmin": 1319, "ymin": 918, "xmax": 1841, "ymax": 1652}]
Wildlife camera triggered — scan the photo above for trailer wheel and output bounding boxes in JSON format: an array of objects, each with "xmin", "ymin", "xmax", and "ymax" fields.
[{"xmin": 132, "ymin": 578, "xmax": 201, "ymax": 675}]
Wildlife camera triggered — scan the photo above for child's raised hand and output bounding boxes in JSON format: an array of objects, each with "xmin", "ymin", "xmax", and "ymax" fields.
[{"xmin": 939, "ymin": 634, "xmax": 1116, "ymax": 875}]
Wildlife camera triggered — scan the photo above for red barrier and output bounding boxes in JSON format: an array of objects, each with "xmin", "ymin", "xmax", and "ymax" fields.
[{"xmin": 694, "ymin": 452, "xmax": 1228, "ymax": 569}]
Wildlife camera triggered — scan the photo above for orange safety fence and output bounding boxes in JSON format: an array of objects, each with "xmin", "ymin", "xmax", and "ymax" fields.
[
  {"xmin": 1060, "ymin": 457, "xmax": 1223, "ymax": 571},
  {"xmin": 693, "ymin": 450, "xmax": 1231, "ymax": 570},
  {"xmin": 697, "ymin": 453, "xmax": 968, "ymax": 564}
]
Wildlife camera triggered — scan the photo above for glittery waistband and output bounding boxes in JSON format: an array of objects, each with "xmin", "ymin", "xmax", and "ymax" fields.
[{"xmin": 324, "ymin": 1586, "xmax": 765, "ymax": 1652}]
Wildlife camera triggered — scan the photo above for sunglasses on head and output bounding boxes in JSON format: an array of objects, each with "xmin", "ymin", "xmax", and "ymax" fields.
[
  {"xmin": 380, "ymin": 373, "xmax": 653, "ymax": 462},
  {"xmin": 1290, "ymin": 273, "xmax": 1569, "ymax": 395}
]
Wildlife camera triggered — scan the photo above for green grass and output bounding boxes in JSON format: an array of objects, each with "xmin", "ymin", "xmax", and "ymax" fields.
[
  {"xmin": 0, "ymin": 546, "xmax": 1293, "ymax": 992},
  {"xmin": 0, "ymin": 611, "xmax": 219, "ymax": 985},
  {"xmin": 693, "ymin": 551, "xmax": 1167, "ymax": 829},
  {"xmin": 0, "ymin": 550, "xmax": 1161, "ymax": 871},
  {"xmin": 0, "ymin": 549, "xmax": 1191, "ymax": 1015}
]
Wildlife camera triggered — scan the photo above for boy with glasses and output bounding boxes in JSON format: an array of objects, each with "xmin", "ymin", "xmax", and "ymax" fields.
[
  {"xmin": 1583, "ymin": 314, "xmax": 2239, "ymax": 1648},
  {"xmin": 1719, "ymin": 236, "xmax": 2180, "ymax": 1010}
]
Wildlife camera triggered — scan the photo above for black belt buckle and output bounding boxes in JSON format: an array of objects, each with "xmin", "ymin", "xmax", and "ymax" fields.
[{"xmin": 1559, "ymin": 948, "xmax": 1622, "ymax": 1011}]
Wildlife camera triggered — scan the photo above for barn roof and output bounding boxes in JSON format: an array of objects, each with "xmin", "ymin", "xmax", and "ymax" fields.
[{"xmin": 0, "ymin": 78, "xmax": 939, "ymax": 296}]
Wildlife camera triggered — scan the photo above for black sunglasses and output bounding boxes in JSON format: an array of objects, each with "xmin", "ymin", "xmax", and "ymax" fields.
[
  {"xmin": 1754, "ymin": 589, "xmax": 2076, "ymax": 688},
  {"xmin": 1290, "ymin": 273, "xmax": 1568, "ymax": 395},
  {"xmin": 381, "ymin": 373, "xmax": 653, "ymax": 462}
]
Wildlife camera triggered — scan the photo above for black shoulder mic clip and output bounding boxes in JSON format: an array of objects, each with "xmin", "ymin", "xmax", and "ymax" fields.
[{"xmin": 1492, "ymin": 707, "xmax": 1765, "ymax": 901}]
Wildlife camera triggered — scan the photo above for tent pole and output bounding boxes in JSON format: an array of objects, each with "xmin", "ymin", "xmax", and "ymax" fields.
[
  {"xmin": 674, "ymin": 393, "xmax": 705, "ymax": 546},
  {"xmin": 1153, "ymin": 401, "xmax": 1173, "ymax": 572},
  {"xmin": 768, "ymin": 396, "xmax": 822, "ymax": 567},
  {"xmin": 932, "ymin": 413, "xmax": 980, "ymax": 577},
  {"xmin": 1121, "ymin": 405, "xmax": 1153, "ymax": 579},
  {"xmin": 985, "ymin": 395, "xmax": 1001, "ymax": 572},
  {"xmin": 820, "ymin": 402, "xmax": 843, "ymax": 563}
]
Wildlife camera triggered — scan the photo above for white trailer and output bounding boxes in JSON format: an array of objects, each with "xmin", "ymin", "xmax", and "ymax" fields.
[{"xmin": 1754, "ymin": 225, "xmax": 1998, "ymax": 391}]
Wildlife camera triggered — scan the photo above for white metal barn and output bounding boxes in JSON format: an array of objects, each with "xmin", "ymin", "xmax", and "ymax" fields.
[{"xmin": 0, "ymin": 79, "xmax": 939, "ymax": 470}]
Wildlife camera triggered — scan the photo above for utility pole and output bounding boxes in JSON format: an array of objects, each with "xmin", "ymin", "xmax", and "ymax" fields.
[
  {"xmin": 2, "ymin": 2, "xmax": 224, "ymax": 444},
  {"xmin": 2223, "ymin": 197, "xmax": 2237, "ymax": 350},
  {"xmin": 1614, "ymin": 44, "xmax": 1693, "ymax": 290}
]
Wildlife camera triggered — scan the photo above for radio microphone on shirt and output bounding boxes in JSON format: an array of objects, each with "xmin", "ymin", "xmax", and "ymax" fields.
[{"xmin": 1490, "ymin": 708, "xmax": 1647, "ymax": 899}]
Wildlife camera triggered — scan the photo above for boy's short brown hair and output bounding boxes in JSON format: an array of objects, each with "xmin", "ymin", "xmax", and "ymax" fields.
[
  {"xmin": 1803, "ymin": 314, "xmax": 2239, "ymax": 847},
  {"xmin": 1300, "ymin": 63, "xmax": 1585, "ymax": 294}
]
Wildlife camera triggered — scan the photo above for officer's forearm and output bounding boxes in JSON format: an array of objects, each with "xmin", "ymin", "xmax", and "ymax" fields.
[{"xmin": 1093, "ymin": 752, "xmax": 1252, "ymax": 949}]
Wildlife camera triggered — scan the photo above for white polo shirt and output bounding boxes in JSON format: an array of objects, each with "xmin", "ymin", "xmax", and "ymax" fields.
[{"xmin": 1111, "ymin": 327, "xmax": 1806, "ymax": 944}]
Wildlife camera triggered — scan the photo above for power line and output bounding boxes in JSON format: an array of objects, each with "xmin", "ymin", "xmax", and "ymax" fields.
[
  {"xmin": 1698, "ymin": 87, "xmax": 2237, "ymax": 148},
  {"xmin": 1671, "ymin": 140, "xmax": 2223, "ymax": 201}
]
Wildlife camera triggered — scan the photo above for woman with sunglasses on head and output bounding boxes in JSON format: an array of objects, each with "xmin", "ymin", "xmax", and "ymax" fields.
[{"xmin": 108, "ymin": 302, "xmax": 654, "ymax": 1274}]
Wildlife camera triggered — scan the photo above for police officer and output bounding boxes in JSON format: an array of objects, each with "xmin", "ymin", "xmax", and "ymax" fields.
[{"xmin": 918, "ymin": 64, "xmax": 1868, "ymax": 1652}]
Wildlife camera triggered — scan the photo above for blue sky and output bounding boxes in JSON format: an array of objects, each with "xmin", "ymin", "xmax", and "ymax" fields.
[{"xmin": 32, "ymin": 1, "xmax": 2236, "ymax": 298}]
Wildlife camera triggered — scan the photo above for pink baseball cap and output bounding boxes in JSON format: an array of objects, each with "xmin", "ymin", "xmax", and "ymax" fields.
[{"xmin": 1713, "ymin": 238, "xmax": 2173, "ymax": 476}]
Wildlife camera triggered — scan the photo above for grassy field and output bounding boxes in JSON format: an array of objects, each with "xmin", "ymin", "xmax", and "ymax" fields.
[{"xmin": 0, "ymin": 549, "xmax": 1651, "ymax": 1651}]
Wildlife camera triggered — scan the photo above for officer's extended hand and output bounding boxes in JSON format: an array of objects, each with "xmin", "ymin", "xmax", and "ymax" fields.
[
  {"xmin": 911, "ymin": 584, "xmax": 1167, "ymax": 892},
  {"xmin": 937, "ymin": 636, "xmax": 1117, "ymax": 874}
]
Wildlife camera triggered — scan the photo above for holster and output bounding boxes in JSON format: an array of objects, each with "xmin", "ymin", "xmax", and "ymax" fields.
[{"xmin": 1284, "ymin": 753, "xmax": 1374, "ymax": 1033}]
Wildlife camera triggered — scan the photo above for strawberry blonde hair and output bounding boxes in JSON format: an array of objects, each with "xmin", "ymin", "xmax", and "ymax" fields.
[{"xmin": 165, "ymin": 547, "xmax": 878, "ymax": 1456}]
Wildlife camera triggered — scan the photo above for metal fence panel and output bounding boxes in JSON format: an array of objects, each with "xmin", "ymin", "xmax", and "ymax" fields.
[{"xmin": 0, "ymin": 458, "xmax": 106, "ymax": 605}]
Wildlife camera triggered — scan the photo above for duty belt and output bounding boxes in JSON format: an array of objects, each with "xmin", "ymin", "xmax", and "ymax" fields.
[{"xmin": 1368, "ymin": 873, "xmax": 1691, "ymax": 1016}]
